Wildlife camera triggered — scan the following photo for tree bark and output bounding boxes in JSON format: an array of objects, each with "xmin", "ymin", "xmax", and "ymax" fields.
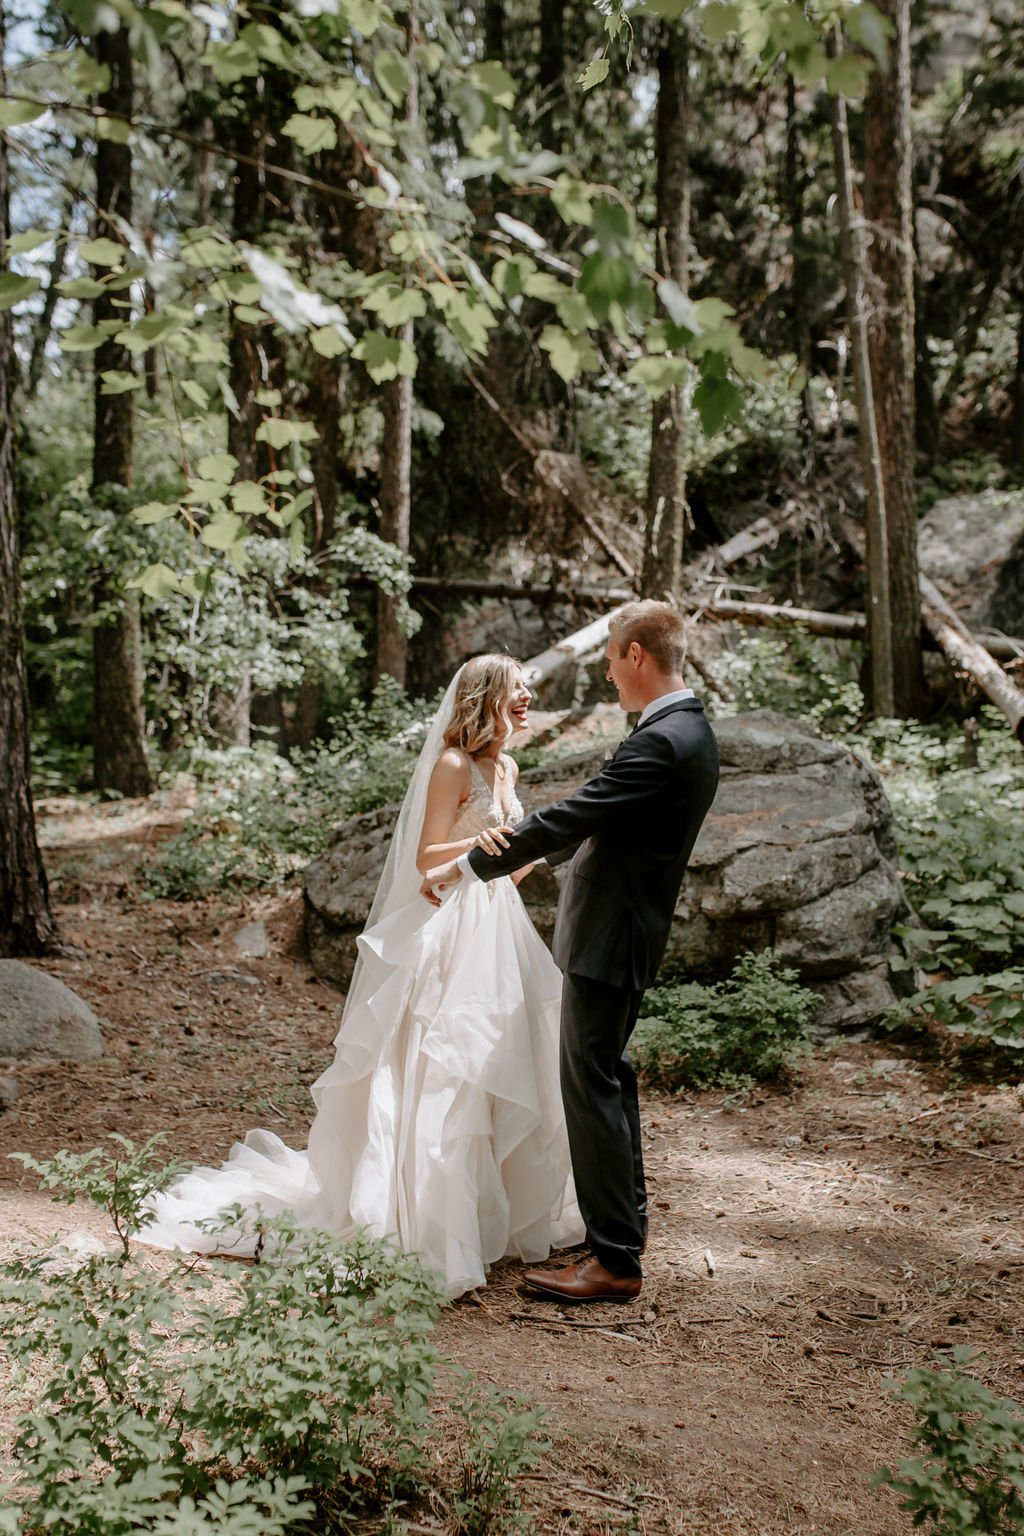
[
  {"xmin": 1012, "ymin": 299, "xmax": 1024, "ymax": 472},
  {"xmin": 641, "ymin": 20, "xmax": 690, "ymax": 603},
  {"xmin": 91, "ymin": 24, "xmax": 153, "ymax": 797},
  {"xmin": 829, "ymin": 79, "xmax": 895, "ymax": 717},
  {"xmin": 864, "ymin": 0, "xmax": 923, "ymax": 717},
  {"xmin": 0, "ymin": 1, "xmax": 58, "ymax": 955},
  {"xmin": 784, "ymin": 72, "xmax": 816, "ymax": 458},
  {"xmin": 374, "ymin": 9, "xmax": 417, "ymax": 688}
]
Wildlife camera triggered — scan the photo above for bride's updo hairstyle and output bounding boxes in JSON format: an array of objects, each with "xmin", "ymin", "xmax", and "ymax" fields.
[{"xmin": 443, "ymin": 653, "xmax": 521, "ymax": 757}]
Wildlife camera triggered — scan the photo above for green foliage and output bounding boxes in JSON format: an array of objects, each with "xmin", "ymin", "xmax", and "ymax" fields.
[
  {"xmin": 886, "ymin": 971, "xmax": 1024, "ymax": 1057},
  {"xmin": 876, "ymin": 1350, "xmax": 1024, "ymax": 1535},
  {"xmin": 146, "ymin": 679, "xmax": 437, "ymax": 897},
  {"xmin": 709, "ymin": 631, "xmax": 865, "ymax": 734},
  {"xmin": 0, "ymin": 1145, "xmax": 546, "ymax": 1536},
  {"xmin": 448, "ymin": 1378, "xmax": 548, "ymax": 1536},
  {"xmin": 631, "ymin": 949, "xmax": 819, "ymax": 1093},
  {"xmin": 10, "ymin": 1133, "xmax": 185, "ymax": 1258}
]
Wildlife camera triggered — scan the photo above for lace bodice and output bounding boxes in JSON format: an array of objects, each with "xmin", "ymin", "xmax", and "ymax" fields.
[{"xmin": 450, "ymin": 754, "xmax": 524, "ymax": 841}]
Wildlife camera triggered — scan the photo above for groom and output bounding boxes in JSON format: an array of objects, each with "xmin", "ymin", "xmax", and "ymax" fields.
[{"xmin": 423, "ymin": 600, "xmax": 719, "ymax": 1302}]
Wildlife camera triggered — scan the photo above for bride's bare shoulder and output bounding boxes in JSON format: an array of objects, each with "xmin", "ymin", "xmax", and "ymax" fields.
[{"xmin": 431, "ymin": 747, "xmax": 473, "ymax": 785}]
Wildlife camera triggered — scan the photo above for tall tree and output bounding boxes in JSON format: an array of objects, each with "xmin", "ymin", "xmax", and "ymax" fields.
[
  {"xmin": 0, "ymin": 0, "xmax": 58, "ymax": 955},
  {"xmin": 864, "ymin": 0, "xmax": 923, "ymax": 716},
  {"xmin": 375, "ymin": 8, "xmax": 417, "ymax": 687},
  {"xmin": 91, "ymin": 23, "xmax": 153, "ymax": 796},
  {"xmin": 641, "ymin": 20, "xmax": 691, "ymax": 601},
  {"xmin": 830, "ymin": 76, "xmax": 895, "ymax": 717}
]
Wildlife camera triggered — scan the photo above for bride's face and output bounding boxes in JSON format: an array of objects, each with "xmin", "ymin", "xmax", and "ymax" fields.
[{"xmin": 502, "ymin": 670, "xmax": 532, "ymax": 737}]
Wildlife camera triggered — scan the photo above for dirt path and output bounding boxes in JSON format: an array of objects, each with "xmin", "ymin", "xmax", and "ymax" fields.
[{"xmin": 3, "ymin": 797, "xmax": 1023, "ymax": 1535}]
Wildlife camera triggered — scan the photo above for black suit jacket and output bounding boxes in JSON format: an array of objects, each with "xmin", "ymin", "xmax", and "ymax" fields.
[{"xmin": 467, "ymin": 698, "xmax": 720, "ymax": 989}]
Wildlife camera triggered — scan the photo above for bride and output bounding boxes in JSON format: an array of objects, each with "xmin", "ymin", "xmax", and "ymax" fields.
[{"xmin": 144, "ymin": 655, "xmax": 583, "ymax": 1297}]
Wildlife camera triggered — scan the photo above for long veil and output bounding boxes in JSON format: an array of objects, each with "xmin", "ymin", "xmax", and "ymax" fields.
[{"xmin": 309, "ymin": 665, "xmax": 465, "ymax": 1080}]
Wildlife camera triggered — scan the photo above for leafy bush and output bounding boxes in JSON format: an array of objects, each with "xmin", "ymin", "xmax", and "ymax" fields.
[
  {"xmin": 630, "ymin": 949, "xmax": 819, "ymax": 1092},
  {"xmin": 0, "ymin": 1140, "xmax": 545, "ymax": 1535},
  {"xmin": 876, "ymin": 1350, "xmax": 1024, "ymax": 1534},
  {"xmin": 708, "ymin": 631, "xmax": 864, "ymax": 735},
  {"xmin": 147, "ymin": 678, "xmax": 435, "ymax": 897},
  {"xmin": 885, "ymin": 970, "xmax": 1024, "ymax": 1060}
]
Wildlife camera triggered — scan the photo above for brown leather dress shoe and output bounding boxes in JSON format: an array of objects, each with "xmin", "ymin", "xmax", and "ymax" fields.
[{"xmin": 522, "ymin": 1254, "xmax": 642, "ymax": 1303}]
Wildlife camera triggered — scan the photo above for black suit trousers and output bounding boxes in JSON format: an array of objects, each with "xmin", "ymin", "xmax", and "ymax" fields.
[{"xmin": 559, "ymin": 971, "xmax": 648, "ymax": 1278}]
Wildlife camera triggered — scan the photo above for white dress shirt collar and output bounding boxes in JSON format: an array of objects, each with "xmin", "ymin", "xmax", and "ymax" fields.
[{"xmin": 637, "ymin": 687, "xmax": 695, "ymax": 726}]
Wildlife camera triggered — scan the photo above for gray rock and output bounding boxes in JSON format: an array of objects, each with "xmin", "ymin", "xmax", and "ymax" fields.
[
  {"xmin": 0, "ymin": 961, "xmax": 103, "ymax": 1062},
  {"xmin": 918, "ymin": 489, "xmax": 1024, "ymax": 628},
  {"xmin": 233, "ymin": 921, "xmax": 269, "ymax": 959},
  {"xmin": 0, "ymin": 1075, "xmax": 19, "ymax": 1108},
  {"xmin": 304, "ymin": 710, "xmax": 907, "ymax": 1027}
]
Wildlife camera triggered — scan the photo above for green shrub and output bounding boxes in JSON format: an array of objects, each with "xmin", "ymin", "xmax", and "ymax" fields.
[
  {"xmin": 876, "ymin": 1350, "xmax": 1024, "ymax": 1534},
  {"xmin": 0, "ymin": 1140, "xmax": 545, "ymax": 1535},
  {"xmin": 630, "ymin": 949, "xmax": 819, "ymax": 1093},
  {"xmin": 146, "ymin": 678, "xmax": 435, "ymax": 898}
]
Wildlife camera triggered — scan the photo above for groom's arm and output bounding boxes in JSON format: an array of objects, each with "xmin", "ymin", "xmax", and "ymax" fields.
[{"xmin": 460, "ymin": 731, "xmax": 677, "ymax": 884}]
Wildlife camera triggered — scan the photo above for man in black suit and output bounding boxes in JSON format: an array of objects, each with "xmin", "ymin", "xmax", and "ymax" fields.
[{"xmin": 423, "ymin": 601, "xmax": 719, "ymax": 1302}]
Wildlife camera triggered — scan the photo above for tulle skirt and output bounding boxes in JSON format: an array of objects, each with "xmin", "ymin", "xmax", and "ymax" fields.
[{"xmin": 143, "ymin": 877, "xmax": 583, "ymax": 1297}]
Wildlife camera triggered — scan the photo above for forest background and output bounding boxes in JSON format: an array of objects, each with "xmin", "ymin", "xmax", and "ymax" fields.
[{"xmin": 1, "ymin": 0, "xmax": 1024, "ymax": 1532}]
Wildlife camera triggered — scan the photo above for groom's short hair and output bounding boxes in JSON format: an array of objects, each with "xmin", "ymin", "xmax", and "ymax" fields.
[{"xmin": 609, "ymin": 600, "xmax": 686, "ymax": 674}]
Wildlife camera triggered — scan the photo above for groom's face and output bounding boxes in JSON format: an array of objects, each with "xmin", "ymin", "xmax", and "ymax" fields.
[{"xmin": 605, "ymin": 638, "xmax": 642, "ymax": 712}]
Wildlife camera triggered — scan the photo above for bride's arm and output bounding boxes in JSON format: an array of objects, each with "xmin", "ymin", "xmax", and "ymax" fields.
[
  {"xmin": 506, "ymin": 757, "xmax": 536, "ymax": 885},
  {"xmin": 416, "ymin": 750, "xmax": 511, "ymax": 874}
]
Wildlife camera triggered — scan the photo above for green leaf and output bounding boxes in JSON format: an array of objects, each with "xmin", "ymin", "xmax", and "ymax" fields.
[
  {"xmin": 310, "ymin": 325, "xmax": 349, "ymax": 358},
  {"xmin": 79, "ymin": 237, "xmax": 127, "ymax": 267},
  {"xmin": 127, "ymin": 562, "xmax": 180, "ymax": 598},
  {"xmin": 550, "ymin": 175, "xmax": 593, "ymax": 227},
  {"xmin": 115, "ymin": 312, "xmax": 180, "ymax": 351},
  {"xmin": 694, "ymin": 370, "xmax": 744, "ymax": 435},
  {"xmin": 701, "ymin": 3, "xmax": 739, "ymax": 43},
  {"xmin": 99, "ymin": 369, "xmax": 140, "ymax": 394},
  {"xmin": 360, "ymin": 283, "xmax": 427, "ymax": 326},
  {"xmin": 373, "ymin": 48, "xmax": 409, "ymax": 107},
  {"xmin": 353, "ymin": 331, "xmax": 417, "ymax": 382},
  {"xmin": 0, "ymin": 99, "xmax": 46, "ymax": 129},
  {"xmin": 68, "ymin": 52, "xmax": 111, "ymax": 94},
  {"xmin": 59, "ymin": 321, "xmax": 119, "ymax": 352},
  {"xmin": 627, "ymin": 354, "xmax": 689, "ymax": 398},
  {"xmin": 576, "ymin": 56, "xmax": 610, "ymax": 91},
  {"xmin": 229, "ymin": 481, "xmax": 266, "ymax": 515},
  {"xmin": 201, "ymin": 37, "xmax": 260, "ymax": 86},
  {"xmin": 845, "ymin": 2, "xmax": 893, "ymax": 70},
  {"xmin": 131, "ymin": 500, "xmax": 178, "ymax": 525},
  {"xmin": 554, "ymin": 290, "xmax": 594, "ymax": 333},
  {"xmin": 539, "ymin": 324, "xmax": 598, "ymax": 382},
  {"xmin": 522, "ymin": 272, "xmax": 565, "ymax": 304},
  {"xmin": 180, "ymin": 379, "xmax": 209, "ymax": 408},
  {"xmin": 282, "ymin": 113, "xmax": 338, "ymax": 154},
  {"xmin": 342, "ymin": 0, "xmax": 383, "ymax": 36},
  {"xmin": 644, "ymin": 0, "xmax": 695, "ymax": 16},
  {"xmin": 0, "ymin": 272, "xmax": 39, "ymax": 310},
  {"xmin": 57, "ymin": 276, "xmax": 107, "ymax": 298},
  {"xmin": 196, "ymin": 453, "xmax": 240, "ymax": 485},
  {"xmin": 255, "ymin": 417, "xmax": 319, "ymax": 449},
  {"xmin": 468, "ymin": 60, "xmax": 516, "ymax": 109},
  {"xmin": 825, "ymin": 52, "xmax": 871, "ymax": 99},
  {"xmin": 9, "ymin": 228, "xmax": 52, "ymax": 254},
  {"xmin": 200, "ymin": 510, "xmax": 245, "ymax": 550},
  {"xmin": 95, "ymin": 115, "xmax": 133, "ymax": 144}
]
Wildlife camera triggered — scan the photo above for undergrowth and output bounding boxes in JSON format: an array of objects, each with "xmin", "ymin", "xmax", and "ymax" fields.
[
  {"xmin": 631, "ymin": 948, "xmax": 819, "ymax": 1092},
  {"xmin": 0, "ymin": 1136, "xmax": 545, "ymax": 1536}
]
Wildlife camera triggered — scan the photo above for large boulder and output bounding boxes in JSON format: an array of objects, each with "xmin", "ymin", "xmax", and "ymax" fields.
[
  {"xmin": 0, "ymin": 961, "xmax": 104, "ymax": 1062},
  {"xmin": 918, "ymin": 488, "xmax": 1024, "ymax": 630},
  {"xmin": 304, "ymin": 711, "xmax": 908, "ymax": 1029}
]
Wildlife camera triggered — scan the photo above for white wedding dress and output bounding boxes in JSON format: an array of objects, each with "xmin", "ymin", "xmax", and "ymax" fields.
[{"xmin": 144, "ymin": 754, "xmax": 583, "ymax": 1297}]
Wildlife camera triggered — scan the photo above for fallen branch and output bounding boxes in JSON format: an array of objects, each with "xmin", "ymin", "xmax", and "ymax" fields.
[{"xmin": 919, "ymin": 574, "xmax": 1024, "ymax": 744}]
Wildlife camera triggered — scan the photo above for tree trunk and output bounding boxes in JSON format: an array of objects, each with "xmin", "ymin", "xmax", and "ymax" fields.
[
  {"xmin": 0, "ymin": 1, "xmax": 58, "ymax": 955},
  {"xmin": 91, "ymin": 24, "xmax": 153, "ymax": 797},
  {"xmin": 374, "ymin": 10, "xmax": 417, "ymax": 687},
  {"xmin": 1012, "ymin": 299, "xmax": 1024, "ymax": 472},
  {"xmin": 641, "ymin": 20, "xmax": 690, "ymax": 602},
  {"xmin": 784, "ymin": 73, "xmax": 816, "ymax": 459},
  {"xmin": 484, "ymin": 0, "xmax": 504, "ymax": 59},
  {"xmin": 864, "ymin": 0, "xmax": 923, "ymax": 717},
  {"xmin": 829, "ymin": 79, "xmax": 895, "ymax": 717}
]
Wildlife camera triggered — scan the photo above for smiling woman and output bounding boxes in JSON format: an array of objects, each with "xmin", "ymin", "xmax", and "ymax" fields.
[{"xmin": 142, "ymin": 656, "xmax": 583, "ymax": 1297}]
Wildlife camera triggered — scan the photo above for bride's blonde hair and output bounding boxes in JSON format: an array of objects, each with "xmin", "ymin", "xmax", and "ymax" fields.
[{"xmin": 443, "ymin": 654, "xmax": 521, "ymax": 757}]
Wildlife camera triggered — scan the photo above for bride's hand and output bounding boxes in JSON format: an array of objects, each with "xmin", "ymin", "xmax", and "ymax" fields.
[
  {"xmin": 472, "ymin": 825, "xmax": 513, "ymax": 857},
  {"xmin": 421, "ymin": 859, "xmax": 462, "ymax": 907}
]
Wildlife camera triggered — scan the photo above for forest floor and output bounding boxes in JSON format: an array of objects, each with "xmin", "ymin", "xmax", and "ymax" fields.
[{"xmin": 2, "ymin": 794, "xmax": 1024, "ymax": 1536}]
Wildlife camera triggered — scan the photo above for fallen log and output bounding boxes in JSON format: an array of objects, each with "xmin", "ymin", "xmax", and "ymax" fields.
[{"xmin": 919, "ymin": 574, "xmax": 1024, "ymax": 743}]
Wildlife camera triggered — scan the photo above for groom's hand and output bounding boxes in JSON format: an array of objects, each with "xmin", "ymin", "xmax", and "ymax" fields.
[{"xmin": 421, "ymin": 859, "xmax": 462, "ymax": 906}]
